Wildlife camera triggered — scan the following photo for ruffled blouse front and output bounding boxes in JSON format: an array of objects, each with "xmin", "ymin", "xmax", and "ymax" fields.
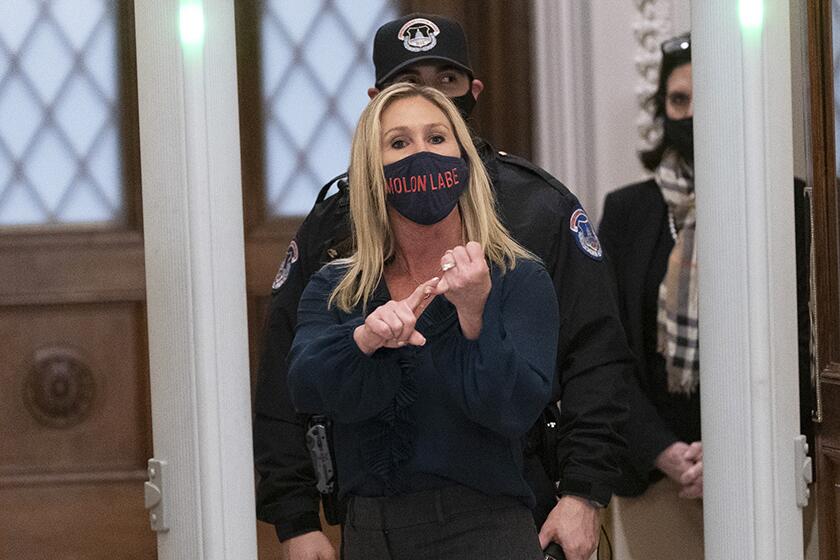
[{"xmin": 287, "ymin": 259, "xmax": 559, "ymax": 506}]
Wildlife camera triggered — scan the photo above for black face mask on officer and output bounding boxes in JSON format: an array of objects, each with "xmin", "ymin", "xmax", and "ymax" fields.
[
  {"xmin": 382, "ymin": 83, "xmax": 477, "ymax": 119},
  {"xmin": 450, "ymin": 90, "xmax": 476, "ymax": 119},
  {"xmin": 664, "ymin": 116, "xmax": 693, "ymax": 162}
]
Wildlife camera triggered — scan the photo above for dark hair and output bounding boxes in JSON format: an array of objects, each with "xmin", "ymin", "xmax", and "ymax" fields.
[{"xmin": 639, "ymin": 33, "xmax": 691, "ymax": 171}]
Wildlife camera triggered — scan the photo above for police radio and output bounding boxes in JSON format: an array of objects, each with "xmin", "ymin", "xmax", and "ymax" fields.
[
  {"xmin": 543, "ymin": 542, "xmax": 566, "ymax": 560},
  {"xmin": 305, "ymin": 415, "xmax": 344, "ymax": 525},
  {"xmin": 305, "ymin": 416, "xmax": 335, "ymax": 494}
]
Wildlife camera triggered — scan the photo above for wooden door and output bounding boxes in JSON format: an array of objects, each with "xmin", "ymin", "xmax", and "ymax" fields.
[
  {"xmin": 0, "ymin": 2, "xmax": 155, "ymax": 558},
  {"xmin": 806, "ymin": 2, "xmax": 840, "ymax": 559}
]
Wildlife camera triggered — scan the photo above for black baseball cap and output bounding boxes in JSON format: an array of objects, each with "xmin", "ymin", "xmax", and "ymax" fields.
[{"xmin": 373, "ymin": 13, "xmax": 473, "ymax": 88}]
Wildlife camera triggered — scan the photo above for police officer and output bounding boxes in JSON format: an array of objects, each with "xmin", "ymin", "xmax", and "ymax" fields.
[{"xmin": 253, "ymin": 13, "xmax": 631, "ymax": 560}]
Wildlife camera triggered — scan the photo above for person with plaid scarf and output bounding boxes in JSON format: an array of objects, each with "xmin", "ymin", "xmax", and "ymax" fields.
[
  {"xmin": 599, "ymin": 31, "xmax": 813, "ymax": 559},
  {"xmin": 598, "ymin": 33, "xmax": 705, "ymax": 559}
]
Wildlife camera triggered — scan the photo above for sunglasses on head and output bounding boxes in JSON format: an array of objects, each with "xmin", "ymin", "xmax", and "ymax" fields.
[{"xmin": 661, "ymin": 34, "xmax": 691, "ymax": 57}]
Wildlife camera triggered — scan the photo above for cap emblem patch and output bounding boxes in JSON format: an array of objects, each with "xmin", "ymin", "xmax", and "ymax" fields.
[{"xmin": 397, "ymin": 18, "xmax": 440, "ymax": 52}]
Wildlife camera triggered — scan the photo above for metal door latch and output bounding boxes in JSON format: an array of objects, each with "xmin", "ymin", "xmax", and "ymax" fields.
[
  {"xmin": 794, "ymin": 435, "xmax": 813, "ymax": 508},
  {"xmin": 144, "ymin": 458, "xmax": 169, "ymax": 532}
]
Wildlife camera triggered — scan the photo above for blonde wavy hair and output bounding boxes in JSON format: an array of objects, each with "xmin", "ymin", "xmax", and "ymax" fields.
[{"xmin": 329, "ymin": 83, "xmax": 534, "ymax": 312}]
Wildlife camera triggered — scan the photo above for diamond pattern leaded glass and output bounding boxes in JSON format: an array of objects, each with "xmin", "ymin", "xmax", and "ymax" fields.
[
  {"xmin": 262, "ymin": 0, "xmax": 397, "ymax": 216},
  {"xmin": 0, "ymin": 0, "xmax": 120, "ymax": 227}
]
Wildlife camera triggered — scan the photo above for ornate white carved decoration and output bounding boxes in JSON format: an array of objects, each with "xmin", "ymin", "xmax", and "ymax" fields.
[{"xmin": 633, "ymin": 0, "xmax": 676, "ymax": 150}]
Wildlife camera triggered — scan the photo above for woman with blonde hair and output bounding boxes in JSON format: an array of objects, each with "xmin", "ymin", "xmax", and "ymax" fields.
[{"xmin": 287, "ymin": 83, "xmax": 559, "ymax": 559}]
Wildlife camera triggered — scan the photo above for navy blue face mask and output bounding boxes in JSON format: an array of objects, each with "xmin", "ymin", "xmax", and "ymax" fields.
[{"xmin": 383, "ymin": 151, "xmax": 469, "ymax": 225}]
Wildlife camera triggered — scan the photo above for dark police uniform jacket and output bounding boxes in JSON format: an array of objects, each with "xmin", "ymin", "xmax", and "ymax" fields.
[{"xmin": 253, "ymin": 138, "xmax": 633, "ymax": 540}]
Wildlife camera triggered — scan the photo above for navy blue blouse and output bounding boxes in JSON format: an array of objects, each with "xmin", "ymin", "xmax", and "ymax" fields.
[{"xmin": 287, "ymin": 258, "xmax": 559, "ymax": 508}]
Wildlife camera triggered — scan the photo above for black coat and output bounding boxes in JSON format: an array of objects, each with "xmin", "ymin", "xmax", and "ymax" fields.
[
  {"xmin": 599, "ymin": 179, "xmax": 699, "ymax": 496},
  {"xmin": 253, "ymin": 139, "xmax": 633, "ymax": 539}
]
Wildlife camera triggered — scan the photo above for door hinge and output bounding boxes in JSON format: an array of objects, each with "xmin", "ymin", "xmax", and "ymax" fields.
[
  {"xmin": 794, "ymin": 435, "xmax": 813, "ymax": 508},
  {"xmin": 144, "ymin": 458, "xmax": 169, "ymax": 532}
]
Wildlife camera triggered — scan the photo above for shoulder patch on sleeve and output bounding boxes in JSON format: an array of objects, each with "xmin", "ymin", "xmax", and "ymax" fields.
[
  {"xmin": 569, "ymin": 207, "xmax": 603, "ymax": 260},
  {"xmin": 271, "ymin": 240, "xmax": 299, "ymax": 290}
]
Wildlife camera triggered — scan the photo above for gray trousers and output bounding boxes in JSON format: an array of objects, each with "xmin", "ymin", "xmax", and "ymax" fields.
[{"xmin": 343, "ymin": 485, "xmax": 543, "ymax": 560}]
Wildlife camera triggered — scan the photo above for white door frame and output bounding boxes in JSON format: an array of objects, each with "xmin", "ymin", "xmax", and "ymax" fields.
[
  {"xmin": 135, "ymin": 1, "xmax": 258, "ymax": 558},
  {"xmin": 694, "ymin": 0, "xmax": 803, "ymax": 557}
]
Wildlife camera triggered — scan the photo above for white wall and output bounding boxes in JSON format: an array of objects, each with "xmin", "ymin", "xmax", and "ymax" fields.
[
  {"xmin": 533, "ymin": 0, "xmax": 690, "ymax": 223},
  {"xmin": 588, "ymin": 1, "xmax": 649, "ymax": 212}
]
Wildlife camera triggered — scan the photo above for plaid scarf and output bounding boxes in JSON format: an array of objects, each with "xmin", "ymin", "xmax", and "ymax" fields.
[{"xmin": 655, "ymin": 150, "xmax": 699, "ymax": 395}]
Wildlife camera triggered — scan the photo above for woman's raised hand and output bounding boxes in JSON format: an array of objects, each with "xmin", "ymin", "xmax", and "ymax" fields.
[
  {"xmin": 435, "ymin": 241, "xmax": 491, "ymax": 339},
  {"xmin": 353, "ymin": 277, "xmax": 440, "ymax": 355}
]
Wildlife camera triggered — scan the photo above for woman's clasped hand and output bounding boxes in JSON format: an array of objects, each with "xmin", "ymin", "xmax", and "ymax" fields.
[{"xmin": 354, "ymin": 241, "xmax": 493, "ymax": 355}]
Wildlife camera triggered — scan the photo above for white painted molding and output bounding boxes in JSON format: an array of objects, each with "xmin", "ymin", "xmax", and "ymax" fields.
[
  {"xmin": 531, "ymin": 0, "xmax": 675, "ymax": 221},
  {"xmin": 632, "ymin": 0, "xmax": 673, "ymax": 150},
  {"xmin": 531, "ymin": 0, "xmax": 596, "ymax": 212},
  {"xmin": 693, "ymin": 1, "xmax": 803, "ymax": 558},
  {"xmin": 135, "ymin": 1, "xmax": 258, "ymax": 558},
  {"xmin": 631, "ymin": 0, "xmax": 691, "ymax": 152}
]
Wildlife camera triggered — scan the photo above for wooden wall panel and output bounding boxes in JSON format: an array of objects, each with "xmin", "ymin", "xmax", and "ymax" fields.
[
  {"xmin": 817, "ymin": 446, "xmax": 840, "ymax": 560},
  {"xmin": 819, "ymin": 381, "xmax": 840, "ymax": 450},
  {"xmin": 0, "ymin": 234, "xmax": 145, "ymax": 306},
  {"xmin": 0, "ymin": 482, "xmax": 155, "ymax": 560},
  {"xmin": 0, "ymin": 303, "xmax": 149, "ymax": 478},
  {"xmin": 808, "ymin": 3, "xmax": 840, "ymax": 558},
  {"xmin": 817, "ymin": 380, "xmax": 840, "ymax": 560}
]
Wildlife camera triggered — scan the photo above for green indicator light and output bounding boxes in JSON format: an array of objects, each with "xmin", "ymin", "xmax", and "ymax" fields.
[
  {"xmin": 179, "ymin": 2, "xmax": 205, "ymax": 47},
  {"xmin": 739, "ymin": 0, "xmax": 763, "ymax": 30}
]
